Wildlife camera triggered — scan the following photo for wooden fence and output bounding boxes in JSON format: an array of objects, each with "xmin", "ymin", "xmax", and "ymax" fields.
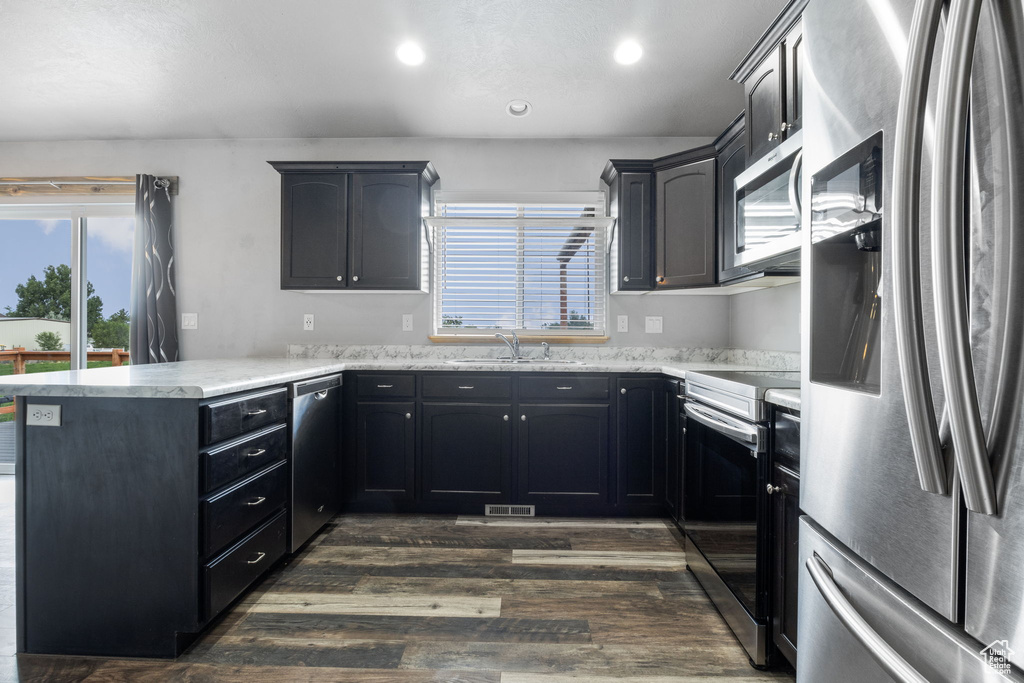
[{"xmin": 0, "ymin": 348, "xmax": 128, "ymax": 416}]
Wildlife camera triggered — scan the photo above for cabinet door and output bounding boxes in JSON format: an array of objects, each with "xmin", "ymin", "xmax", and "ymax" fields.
[
  {"xmin": 616, "ymin": 172, "xmax": 654, "ymax": 290},
  {"xmin": 355, "ymin": 401, "xmax": 415, "ymax": 502},
  {"xmin": 616, "ymin": 378, "xmax": 666, "ymax": 507},
  {"xmin": 745, "ymin": 46, "xmax": 784, "ymax": 162},
  {"xmin": 663, "ymin": 380, "xmax": 680, "ymax": 519},
  {"xmin": 717, "ymin": 122, "xmax": 749, "ymax": 282},
  {"xmin": 783, "ymin": 20, "xmax": 803, "ymax": 135},
  {"xmin": 348, "ymin": 173, "xmax": 421, "ymax": 289},
  {"xmin": 281, "ymin": 173, "xmax": 347, "ymax": 289},
  {"xmin": 676, "ymin": 413, "xmax": 687, "ymax": 524},
  {"xmin": 655, "ymin": 159, "xmax": 716, "ymax": 288},
  {"xmin": 421, "ymin": 403, "xmax": 512, "ymax": 504},
  {"xmin": 517, "ymin": 404, "xmax": 609, "ymax": 506},
  {"xmin": 771, "ymin": 463, "xmax": 800, "ymax": 668}
]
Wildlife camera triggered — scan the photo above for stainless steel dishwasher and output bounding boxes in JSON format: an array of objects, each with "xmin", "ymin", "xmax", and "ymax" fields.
[{"xmin": 289, "ymin": 374, "xmax": 342, "ymax": 552}]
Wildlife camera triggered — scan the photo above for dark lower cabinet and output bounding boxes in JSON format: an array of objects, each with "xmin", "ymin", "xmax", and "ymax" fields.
[
  {"xmin": 663, "ymin": 380, "xmax": 681, "ymax": 520},
  {"xmin": 422, "ymin": 403, "xmax": 512, "ymax": 504},
  {"xmin": 355, "ymin": 401, "xmax": 416, "ymax": 503},
  {"xmin": 616, "ymin": 378, "xmax": 666, "ymax": 508},
  {"xmin": 771, "ymin": 462, "xmax": 800, "ymax": 668},
  {"xmin": 676, "ymin": 411, "xmax": 687, "ymax": 524},
  {"xmin": 517, "ymin": 404, "xmax": 609, "ymax": 506}
]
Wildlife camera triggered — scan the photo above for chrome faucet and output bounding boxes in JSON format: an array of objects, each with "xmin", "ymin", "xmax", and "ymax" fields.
[{"xmin": 495, "ymin": 331, "xmax": 520, "ymax": 359}]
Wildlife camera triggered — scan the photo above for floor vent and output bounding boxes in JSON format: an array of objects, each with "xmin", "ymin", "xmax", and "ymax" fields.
[{"xmin": 485, "ymin": 504, "xmax": 535, "ymax": 517}]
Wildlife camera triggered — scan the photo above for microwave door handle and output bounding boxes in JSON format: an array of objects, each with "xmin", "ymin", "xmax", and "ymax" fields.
[
  {"xmin": 892, "ymin": 0, "xmax": 949, "ymax": 495},
  {"xmin": 684, "ymin": 403, "xmax": 759, "ymax": 447},
  {"xmin": 932, "ymin": 0, "xmax": 997, "ymax": 515},
  {"xmin": 806, "ymin": 555, "xmax": 930, "ymax": 683},
  {"xmin": 787, "ymin": 148, "xmax": 804, "ymax": 220}
]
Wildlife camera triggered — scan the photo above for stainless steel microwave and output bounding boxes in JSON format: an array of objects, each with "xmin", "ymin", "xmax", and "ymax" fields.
[{"xmin": 724, "ymin": 131, "xmax": 803, "ymax": 278}]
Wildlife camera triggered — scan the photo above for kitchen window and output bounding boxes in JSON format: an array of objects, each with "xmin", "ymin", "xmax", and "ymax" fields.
[{"xmin": 427, "ymin": 192, "xmax": 611, "ymax": 339}]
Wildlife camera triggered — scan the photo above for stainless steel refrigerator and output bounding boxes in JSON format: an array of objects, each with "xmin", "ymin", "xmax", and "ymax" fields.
[{"xmin": 800, "ymin": 0, "xmax": 1024, "ymax": 680}]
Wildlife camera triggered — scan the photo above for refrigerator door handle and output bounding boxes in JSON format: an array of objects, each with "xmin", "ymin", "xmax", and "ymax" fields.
[
  {"xmin": 932, "ymin": 0, "xmax": 998, "ymax": 515},
  {"xmin": 806, "ymin": 554, "xmax": 930, "ymax": 683},
  {"xmin": 892, "ymin": 0, "xmax": 948, "ymax": 496}
]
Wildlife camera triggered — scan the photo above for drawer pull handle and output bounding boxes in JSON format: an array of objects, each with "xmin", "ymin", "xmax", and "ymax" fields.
[
  {"xmin": 246, "ymin": 497, "xmax": 267, "ymax": 506},
  {"xmin": 556, "ymin": 386, "xmax": 573, "ymax": 390},
  {"xmin": 247, "ymin": 552, "xmax": 266, "ymax": 565},
  {"xmin": 377, "ymin": 384, "xmax": 394, "ymax": 389},
  {"xmin": 458, "ymin": 385, "xmax": 475, "ymax": 390},
  {"xmin": 245, "ymin": 448, "xmax": 266, "ymax": 458},
  {"xmin": 247, "ymin": 409, "xmax": 267, "ymax": 416}
]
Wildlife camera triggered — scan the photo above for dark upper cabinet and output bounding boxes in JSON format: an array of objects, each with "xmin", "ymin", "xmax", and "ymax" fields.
[
  {"xmin": 730, "ymin": 1, "xmax": 806, "ymax": 165},
  {"xmin": 602, "ymin": 162, "xmax": 655, "ymax": 291},
  {"xmin": 745, "ymin": 47, "xmax": 784, "ymax": 163},
  {"xmin": 616, "ymin": 378, "xmax": 666, "ymax": 507},
  {"xmin": 280, "ymin": 174, "xmax": 347, "ymax": 288},
  {"xmin": 517, "ymin": 404, "xmax": 610, "ymax": 506},
  {"xmin": 771, "ymin": 462, "xmax": 800, "ymax": 668},
  {"xmin": 354, "ymin": 401, "xmax": 416, "ymax": 502},
  {"xmin": 655, "ymin": 156, "xmax": 717, "ymax": 289},
  {"xmin": 270, "ymin": 161, "xmax": 438, "ymax": 291},
  {"xmin": 716, "ymin": 115, "xmax": 757, "ymax": 283},
  {"xmin": 421, "ymin": 403, "xmax": 512, "ymax": 504}
]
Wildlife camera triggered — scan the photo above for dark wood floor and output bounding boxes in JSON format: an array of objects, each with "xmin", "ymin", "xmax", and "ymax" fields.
[{"xmin": 1, "ymin": 489, "xmax": 794, "ymax": 682}]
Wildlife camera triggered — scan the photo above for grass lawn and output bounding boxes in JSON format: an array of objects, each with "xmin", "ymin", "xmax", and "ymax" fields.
[{"xmin": 0, "ymin": 360, "xmax": 123, "ymax": 421}]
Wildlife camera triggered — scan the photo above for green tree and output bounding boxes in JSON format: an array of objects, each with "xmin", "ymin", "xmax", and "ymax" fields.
[
  {"xmin": 5, "ymin": 264, "xmax": 103, "ymax": 327},
  {"xmin": 543, "ymin": 310, "xmax": 594, "ymax": 329},
  {"xmin": 35, "ymin": 331, "xmax": 63, "ymax": 351},
  {"xmin": 91, "ymin": 309, "xmax": 130, "ymax": 349},
  {"xmin": 441, "ymin": 314, "xmax": 463, "ymax": 327}
]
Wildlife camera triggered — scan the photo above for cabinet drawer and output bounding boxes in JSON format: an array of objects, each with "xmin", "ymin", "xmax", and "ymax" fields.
[
  {"xmin": 202, "ymin": 461, "xmax": 288, "ymax": 557},
  {"xmin": 204, "ymin": 510, "xmax": 287, "ymax": 619},
  {"xmin": 203, "ymin": 387, "xmax": 287, "ymax": 445},
  {"xmin": 201, "ymin": 424, "xmax": 288, "ymax": 494},
  {"xmin": 357, "ymin": 374, "xmax": 416, "ymax": 398},
  {"xmin": 423, "ymin": 375, "xmax": 511, "ymax": 400},
  {"xmin": 519, "ymin": 376, "xmax": 609, "ymax": 400}
]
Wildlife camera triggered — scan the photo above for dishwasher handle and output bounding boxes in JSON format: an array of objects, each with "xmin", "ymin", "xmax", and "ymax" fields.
[{"xmin": 291, "ymin": 373, "xmax": 342, "ymax": 398}]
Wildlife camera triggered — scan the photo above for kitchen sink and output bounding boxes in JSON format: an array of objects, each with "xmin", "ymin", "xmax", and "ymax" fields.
[{"xmin": 445, "ymin": 358, "xmax": 587, "ymax": 365}]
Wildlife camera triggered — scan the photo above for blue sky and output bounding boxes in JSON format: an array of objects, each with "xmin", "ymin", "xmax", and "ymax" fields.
[{"xmin": 0, "ymin": 218, "xmax": 134, "ymax": 318}]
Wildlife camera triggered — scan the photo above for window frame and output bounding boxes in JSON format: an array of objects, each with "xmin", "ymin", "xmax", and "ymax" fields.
[{"xmin": 426, "ymin": 192, "xmax": 612, "ymax": 342}]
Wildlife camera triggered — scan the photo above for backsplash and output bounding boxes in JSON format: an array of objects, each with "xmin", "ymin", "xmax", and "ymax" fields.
[{"xmin": 288, "ymin": 344, "xmax": 799, "ymax": 370}]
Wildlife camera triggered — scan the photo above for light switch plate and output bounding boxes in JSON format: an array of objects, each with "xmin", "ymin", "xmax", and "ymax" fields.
[
  {"xmin": 181, "ymin": 313, "xmax": 198, "ymax": 330},
  {"xmin": 26, "ymin": 404, "xmax": 61, "ymax": 427},
  {"xmin": 303, "ymin": 314, "xmax": 314, "ymax": 331},
  {"xmin": 617, "ymin": 315, "xmax": 629, "ymax": 333},
  {"xmin": 645, "ymin": 316, "xmax": 663, "ymax": 334},
  {"xmin": 402, "ymin": 314, "xmax": 414, "ymax": 332}
]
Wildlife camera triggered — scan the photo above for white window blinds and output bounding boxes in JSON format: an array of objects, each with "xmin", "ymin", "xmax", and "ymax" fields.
[{"xmin": 427, "ymin": 193, "xmax": 611, "ymax": 336}]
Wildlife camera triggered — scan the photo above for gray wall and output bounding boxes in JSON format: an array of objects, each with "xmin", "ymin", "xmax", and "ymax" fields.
[
  {"xmin": 728, "ymin": 283, "xmax": 801, "ymax": 352},
  {"xmin": 0, "ymin": 136, "xmax": 759, "ymax": 359}
]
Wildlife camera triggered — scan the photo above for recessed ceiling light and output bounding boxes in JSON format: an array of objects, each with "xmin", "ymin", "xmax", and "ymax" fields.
[
  {"xmin": 614, "ymin": 40, "xmax": 643, "ymax": 65},
  {"xmin": 396, "ymin": 41, "xmax": 425, "ymax": 66},
  {"xmin": 506, "ymin": 100, "xmax": 532, "ymax": 117}
]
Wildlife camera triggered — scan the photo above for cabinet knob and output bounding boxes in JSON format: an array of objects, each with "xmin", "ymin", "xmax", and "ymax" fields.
[
  {"xmin": 623, "ymin": 276, "xmax": 630, "ymax": 282},
  {"xmin": 336, "ymin": 275, "xmax": 343, "ymax": 281},
  {"xmin": 768, "ymin": 132, "xmax": 778, "ymax": 142},
  {"xmin": 766, "ymin": 484, "xmax": 782, "ymax": 495},
  {"xmin": 780, "ymin": 122, "xmax": 789, "ymax": 133},
  {"xmin": 621, "ymin": 387, "xmax": 627, "ymax": 394},
  {"xmin": 405, "ymin": 412, "xmax": 412, "ymax": 420},
  {"xmin": 352, "ymin": 275, "xmax": 359, "ymax": 282},
  {"xmin": 521, "ymin": 415, "xmax": 526, "ymax": 422},
  {"xmin": 503, "ymin": 414, "xmax": 509, "ymax": 422},
  {"xmin": 656, "ymin": 276, "xmax": 665, "ymax": 283}
]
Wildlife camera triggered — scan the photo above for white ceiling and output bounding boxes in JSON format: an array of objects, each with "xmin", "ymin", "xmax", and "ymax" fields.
[{"xmin": 0, "ymin": 0, "xmax": 789, "ymax": 142}]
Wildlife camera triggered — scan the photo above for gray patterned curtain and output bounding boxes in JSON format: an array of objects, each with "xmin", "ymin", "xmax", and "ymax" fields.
[{"xmin": 130, "ymin": 174, "xmax": 179, "ymax": 364}]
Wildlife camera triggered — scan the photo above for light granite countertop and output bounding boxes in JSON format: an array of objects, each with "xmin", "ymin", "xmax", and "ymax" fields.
[
  {"xmin": 765, "ymin": 388, "xmax": 801, "ymax": 411},
  {"xmin": 0, "ymin": 346, "xmax": 801, "ymax": 400}
]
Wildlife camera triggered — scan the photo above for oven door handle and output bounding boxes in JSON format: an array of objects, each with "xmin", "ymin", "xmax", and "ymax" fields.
[
  {"xmin": 787, "ymin": 148, "xmax": 804, "ymax": 220},
  {"xmin": 684, "ymin": 403, "xmax": 761, "ymax": 450}
]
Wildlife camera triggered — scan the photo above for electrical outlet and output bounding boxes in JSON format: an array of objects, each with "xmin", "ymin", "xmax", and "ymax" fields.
[
  {"xmin": 645, "ymin": 316, "xmax": 663, "ymax": 334},
  {"xmin": 402, "ymin": 314, "xmax": 414, "ymax": 332},
  {"xmin": 181, "ymin": 313, "xmax": 197, "ymax": 330},
  {"xmin": 303, "ymin": 314, "xmax": 315, "ymax": 331},
  {"xmin": 617, "ymin": 315, "xmax": 629, "ymax": 333},
  {"xmin": 26, "ymin": 404, "xmax": 61, "ymax": 427}
]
